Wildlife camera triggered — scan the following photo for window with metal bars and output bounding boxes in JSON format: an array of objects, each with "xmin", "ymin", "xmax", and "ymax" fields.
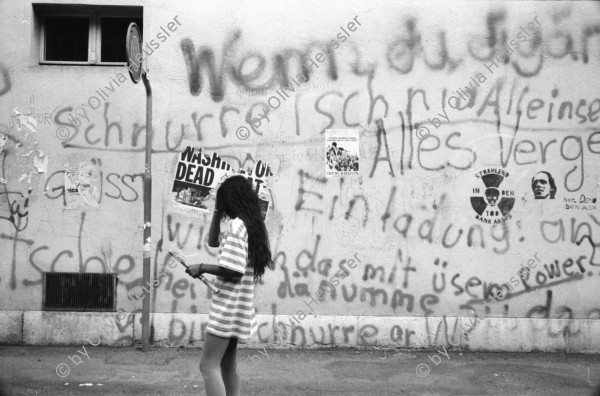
[{"xmin": 33, "ymin": 4, "xmax": 143, "ymax": 65}]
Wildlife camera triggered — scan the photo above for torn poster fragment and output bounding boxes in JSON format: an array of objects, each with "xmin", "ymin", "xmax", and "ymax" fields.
[
  {"xmin": 64, "ymin": 161, "xmax": 101, "ymax": 209},
  {"xmin": 237, "ymin": 160, "xmax": 273, "ymax": 196},
  {"xmin": 0, "ymin": 134, "xmax": 7, "ymax": 154},
  {"xmin": 237, "ymin": 160, "xmax": 273, "ymax": 220},
  {"xmin": 33, "ymin": 151, "xmax": 48, "ymax": 173},
  {"xmin": 18, "ymin": 173, "xmax": 29, "ymax": 183},
  {"xmin": 13, "ymin": 107, "xmax": 37, "ymax": 133},
  {"xmin": 258, "ymin": 197, "xmax": 270, "ymax": 220}
]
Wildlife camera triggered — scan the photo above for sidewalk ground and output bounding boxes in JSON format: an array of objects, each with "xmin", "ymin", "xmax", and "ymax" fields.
[{"xmin": 1, "ymin": 346, "xmax": 599, "ymax": 395}]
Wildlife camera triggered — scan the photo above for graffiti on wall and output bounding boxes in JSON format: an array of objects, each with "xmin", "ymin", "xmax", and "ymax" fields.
[{"xmin": 0, "ymin": 3, "xmax": 599, "ymax": 350}]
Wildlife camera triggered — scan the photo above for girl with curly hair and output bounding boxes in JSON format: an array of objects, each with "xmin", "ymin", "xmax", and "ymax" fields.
[{"xmin": 186, "ymin": 175, "xmax": 273, "ymax": 396}]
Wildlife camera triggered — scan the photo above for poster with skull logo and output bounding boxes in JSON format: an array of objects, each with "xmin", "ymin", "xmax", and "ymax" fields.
[{"xmin": 470, "ymin": 169, "xmax": 515, "ymax": 224}]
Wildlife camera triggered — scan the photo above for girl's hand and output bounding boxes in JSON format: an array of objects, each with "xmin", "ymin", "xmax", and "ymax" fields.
[{"xmin": 185, "ymin": 264, "xmax": 205, "ymax": 278}]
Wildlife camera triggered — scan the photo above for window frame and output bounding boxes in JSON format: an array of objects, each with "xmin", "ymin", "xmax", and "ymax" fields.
[
  {"xmin": 37, "ymin": 6, "xmax": 142, "ymax": 66},
  {"xmin": 97, "ymin": 14, "xmax": 144, "ymax": 65}
]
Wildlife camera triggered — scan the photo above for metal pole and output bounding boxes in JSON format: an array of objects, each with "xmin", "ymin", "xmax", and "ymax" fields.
[{"xmin": 141, "ymin": 71, "xmax": 152, "ymax": 352}]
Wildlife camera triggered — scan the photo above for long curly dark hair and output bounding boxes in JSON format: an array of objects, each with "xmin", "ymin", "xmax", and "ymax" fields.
[{"xmin": 216, "ymin": 175, "xmax": 273, "ymax": 282}]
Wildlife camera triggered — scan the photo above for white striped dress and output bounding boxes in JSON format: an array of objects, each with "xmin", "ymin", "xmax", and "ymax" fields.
[{"xmin": 206, "ymin": 217, "xmax": 258, "ymax": 339}]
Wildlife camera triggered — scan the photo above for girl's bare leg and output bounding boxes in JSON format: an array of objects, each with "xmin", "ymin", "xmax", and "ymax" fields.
[
  {"xmin": 200, "ymin": 332, "xmax": 230, "ymax": 396},
  {"xmin": 221, "ymin": 337, "xmax": 240, "ymax": 396}
]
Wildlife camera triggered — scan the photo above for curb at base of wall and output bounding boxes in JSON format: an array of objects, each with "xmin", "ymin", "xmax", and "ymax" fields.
[{"xmin": 0, "ymin": 311, "xmax": 598, "ymax": 353}]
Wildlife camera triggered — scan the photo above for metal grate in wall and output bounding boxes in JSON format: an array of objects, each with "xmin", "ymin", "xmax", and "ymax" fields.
[{"xmin": 43, "ymin": 273, "xmax": 117, "ymax": 311}]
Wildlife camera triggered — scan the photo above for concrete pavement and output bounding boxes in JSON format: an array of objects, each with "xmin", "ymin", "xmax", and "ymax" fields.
[{"xmin": 1, "ymin": 346, "xmax": 599, "ymax": 395}]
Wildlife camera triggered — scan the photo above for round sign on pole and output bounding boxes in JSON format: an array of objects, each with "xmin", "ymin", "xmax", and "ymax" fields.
[{"xmin": 126, "ymin": 22, "xmax": 143, "ymax": 84}]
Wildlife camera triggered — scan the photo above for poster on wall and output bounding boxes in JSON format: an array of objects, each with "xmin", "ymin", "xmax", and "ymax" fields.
[
  {"xmin": 64, "ymin": 161, "xmax": 101, "ymax": 209},
  {"xmin": 238, "ymin": 160, "xmax": 273, "ymax": 220},
  {"xmin": 325, "ymin": 129, "xmax": 359, "ymax": 177},
  {"xmin": 238, "ymin": 160, "xmax": 272, "ymax": 195},
  {"xmin": 469, "ymin": 168, "xmax": 515, "ymax": 224},
  {"xmin": 171, "ymin": 142, "xmax": 275, "ymax": 219},
  {"xmin": 171, "ymin": 145, "xmax": 234, "ymax": 215},
  {"xmin": 258, "ymin": 197, "xmax": 270, "ymax": 220}
]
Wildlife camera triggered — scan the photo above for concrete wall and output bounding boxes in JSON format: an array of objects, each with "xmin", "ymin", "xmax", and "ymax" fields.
[{"xmin": 1, "ymin": 0, "xmax": 600, "ymax": 351}]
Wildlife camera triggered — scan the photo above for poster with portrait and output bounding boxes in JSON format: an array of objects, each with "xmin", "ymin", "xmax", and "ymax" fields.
[
  {"xmin": 325, "ymin": 129, "xmax": 359, "ymax": 177},
  {"xmin": 531, "ymin": 171, "xmax": 557, "ymax": 200}
]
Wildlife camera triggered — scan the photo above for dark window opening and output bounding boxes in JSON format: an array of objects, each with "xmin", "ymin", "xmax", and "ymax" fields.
[
  {"xmin": 44, "ymin": 16, "xmax": 89, "ymax": 62},
  {"xmin": 101, "ymin": 17, "xmax": 143, "ymax": 62}
]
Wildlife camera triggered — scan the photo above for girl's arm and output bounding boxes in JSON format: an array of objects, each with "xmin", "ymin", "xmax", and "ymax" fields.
[
  {"xmin": 186, "ymin": 263, "xmax": 242, "ymax": 279},
  {"xmin": 207, "ymin": 210, "xmax": 222, "ymax": 247}
]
